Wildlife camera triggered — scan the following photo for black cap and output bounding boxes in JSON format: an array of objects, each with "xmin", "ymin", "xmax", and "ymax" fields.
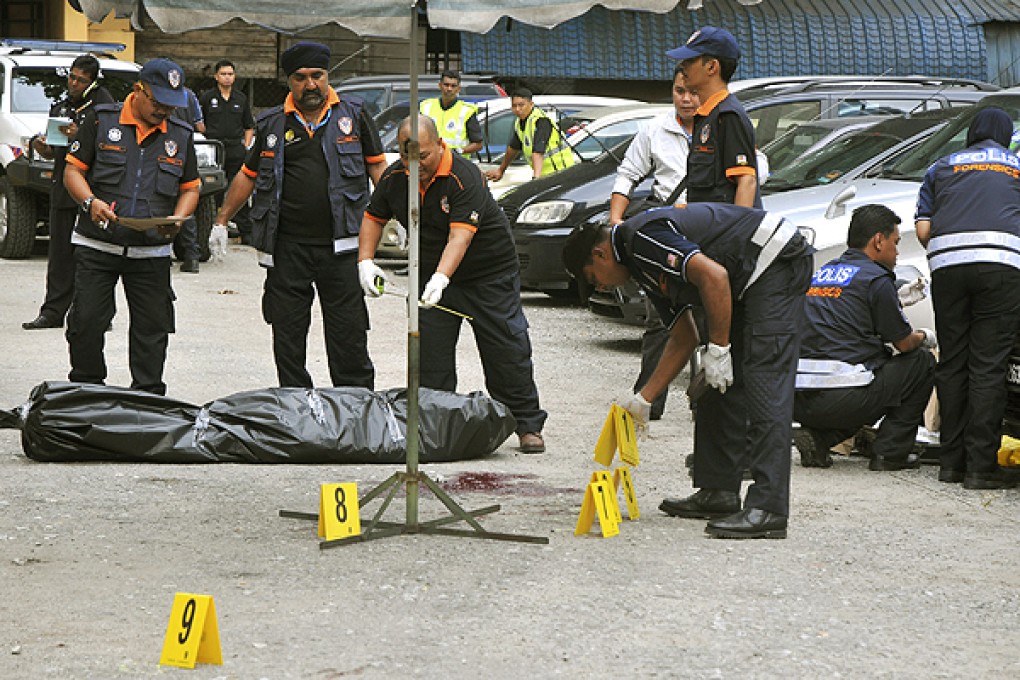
[
  {"xmin": 667, "ymin": 26, "xmax": 741, "ymax": 61},
  {"xmin": 139, "ymin": 58, "xmax": 187, "ymax": 108}
]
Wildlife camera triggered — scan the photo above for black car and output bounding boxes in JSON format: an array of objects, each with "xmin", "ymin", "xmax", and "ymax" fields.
[{"xmin": 498, "ymin": 138, "xmax": 647, "ymax": 300}]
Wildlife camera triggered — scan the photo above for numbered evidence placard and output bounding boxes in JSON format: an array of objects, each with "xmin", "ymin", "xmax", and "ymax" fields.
[
  {"xmin": 159, "ymin": 593, "xmax": 222, "ymax": 668},
  {"xmin": 318, "ymin": 482, "xmax": 361, "ymax": 540},
  {"xmin": 594, "ymin": 404, "xmax": 640, "ymax": 467},
  {"xmin": 613, "ymin": 465, "xmax": 640, "ymax": 520}
]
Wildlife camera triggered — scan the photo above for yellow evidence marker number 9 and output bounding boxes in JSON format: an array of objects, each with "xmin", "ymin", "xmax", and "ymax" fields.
[{"xmin": 159, "ymin": 593, "xmax": 222, "ymax": 668}]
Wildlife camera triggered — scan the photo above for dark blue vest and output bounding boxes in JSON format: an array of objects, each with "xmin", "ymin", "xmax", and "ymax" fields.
[
  {"xmin": 800, "ymin": 250, "xmax": 897, "ymax": 370},
  {"xmin": 78, "ymin": 103, "xmax": 193, "ymax": 246},
  {"xmin": 248, "ymin": 98, "xmax": 369, "ymax": 255}
]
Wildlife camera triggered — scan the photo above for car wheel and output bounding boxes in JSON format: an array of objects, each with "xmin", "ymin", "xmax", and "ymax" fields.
[{"xmin": 0, "ymin": 176, "xmax": 38, "ymax": 259}]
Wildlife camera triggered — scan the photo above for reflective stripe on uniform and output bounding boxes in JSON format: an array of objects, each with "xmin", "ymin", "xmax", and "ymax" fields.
[
  {"xmin": 740, "ymin": 214, "xmax": 797, "ymax": 298},
  {"xmin": 333, "ymin": 236, "xmax": 359, "ymax": 254},
  {"xmin": 795, "ymin": 358, "xmax": 874, "ymax": 389},
  {"xmin": 927, "ymin": 230, "xmax": 1020, "ymax": 272},
  {"xmin": 71, "ymin": 232, "xmax": 173, "ymax": 259}
]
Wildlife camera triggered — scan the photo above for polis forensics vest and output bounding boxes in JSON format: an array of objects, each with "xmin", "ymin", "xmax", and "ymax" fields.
[
  {"xmin": 796, "ymin": 251, "xmax": 899, "ymax": 388},
  {"xmin": 420, "ymin": 98, "xmax": 477, "ymax": 154}
]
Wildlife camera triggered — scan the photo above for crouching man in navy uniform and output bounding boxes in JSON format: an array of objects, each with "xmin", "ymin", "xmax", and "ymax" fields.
[
  {"xmin": 563, "ymin": 204, "xmax": 813, "ymax": 538},
  {"xmin": 63, "ymin": 58, "xmax": 200, "ymax": 395},
  {"xmin": 916, "ymin": 107, "xmax": 1020, "ymax": 490},
  {"xmin": 793, "ymin": 205, "xmax": 937, "ymax": 470},
  {"xmin": 215, "ymin": 42, "xmax": 387, "ymax": 389}
]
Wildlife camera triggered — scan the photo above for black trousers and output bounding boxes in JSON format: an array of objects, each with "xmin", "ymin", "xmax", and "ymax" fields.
[
  {"xmin": 222, "ymin": 144, "xmax": 251, "ymax": 236},
  {"xmin": 419, "ymin": 271, "xmax": 547, "ymax": 435},
  {"xmin": 794, "ymin": 349, "xmax": 936, "ymax": 460},
  {"xmin": 262, "ymin": 240, "xmax": 374, "ymax": 389},
  {"xmin": 932, "ymin": 263, "xmax": 1020, "ymax": 475},
  {"xmin": 66, "ymin": 247, "xmax": 175, "ymax": 395},
  {"xmin": 37, "ymin": 206, "xmax": 77, "ymax": 323},
  {"xmin": 174, "ymin": 216, "xmax": 200, "ymax": 261},
  {"xmin": 691, "ymin": 251, "xmax": 813, "ymax": 517},
  {"xmin": 633, "ymin": 299, "xmax": 669, "ymax": 419}
]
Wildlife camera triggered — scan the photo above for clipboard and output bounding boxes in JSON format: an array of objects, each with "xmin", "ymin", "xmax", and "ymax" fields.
[
  {"xmin": 116, "ymin": 216, "xmax": 184, "ymax": 232},
  {"xmin": 46, "ymin": 117, "xmax": 72, "ymax": 146}
]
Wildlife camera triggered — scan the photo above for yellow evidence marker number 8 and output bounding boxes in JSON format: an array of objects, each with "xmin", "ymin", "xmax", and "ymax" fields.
[{"xmin": 319, "ymin": 482, "xmax": 361, "ymax": 540}]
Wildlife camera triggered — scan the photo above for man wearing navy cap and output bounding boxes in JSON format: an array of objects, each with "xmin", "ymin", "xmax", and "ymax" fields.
[
  {"xmin": 668, "ymin": 26, "xmax": 760, "ymax": 208},
  {"xmin": 63, "ymin": 58, "xmax": 200, "ymax": 395},
  {"xmin": 215, "ymin": 42, "xmax": 387, "ymax": 389}
]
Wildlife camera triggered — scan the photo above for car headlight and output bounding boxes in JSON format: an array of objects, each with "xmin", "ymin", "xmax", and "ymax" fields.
[
  {"xmin": 194, "ymin": 142, "xmax": 219, "ymax": 169},
  {"xmin": 516, "ymin": 200, "xmax": 574, "ymax": 225}
]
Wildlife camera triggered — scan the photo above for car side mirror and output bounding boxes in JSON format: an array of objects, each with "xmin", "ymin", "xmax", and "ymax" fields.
[{"xmin": 824, "ymin": 185, "xmax": 857, "ymax": 220}]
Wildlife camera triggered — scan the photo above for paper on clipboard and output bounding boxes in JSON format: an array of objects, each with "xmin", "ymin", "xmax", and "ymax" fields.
[
  {"xmin": 116, "ymin": 216, "xmax": 184, "ymax": 232},
  {"xmin": 46, "ymin": 117, "xmax": 72, "ymax": 147}
]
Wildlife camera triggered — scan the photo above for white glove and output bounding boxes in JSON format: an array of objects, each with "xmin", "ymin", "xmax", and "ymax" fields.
[
  {"xmin": 897, "ymin": 277, "xmax": 927, "ymax": 307},
  {"xmin": 704, "ymin": 342, "xmax": 734, "ymax": 394},
  {"xmin": 421, "ymin": 272, "xmax": 450, "ymax": 307},
  {"xmin": 618, "ymin": 392, "xmax": 651, "ymax": 438},
  {"xmin": 358, "ymin": 259, "xmax": 388, "ymax": 298},
  {"xmin": 918, "ymin": 327, "xmax": 938, "ymax": 350}
]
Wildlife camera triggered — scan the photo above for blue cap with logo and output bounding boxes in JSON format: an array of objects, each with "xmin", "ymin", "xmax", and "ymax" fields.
[
  {"xmin": 667, "ymin": 26, "xmax": 741, "ymax": 61},
  {"xmin": 139, "ymin": 57, "xmax": 187, "ymax": 108}
]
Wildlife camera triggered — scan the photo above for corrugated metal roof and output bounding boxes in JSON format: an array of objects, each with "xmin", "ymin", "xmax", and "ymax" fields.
[{"xmin": 461, "ymin": 0, "xmax": 1011, "ymax": 83}]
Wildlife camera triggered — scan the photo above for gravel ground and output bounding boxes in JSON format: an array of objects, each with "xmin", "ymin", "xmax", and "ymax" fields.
[{"xmin": 2, "ymin": 242, "xmax": 1018, "ymax": 678}]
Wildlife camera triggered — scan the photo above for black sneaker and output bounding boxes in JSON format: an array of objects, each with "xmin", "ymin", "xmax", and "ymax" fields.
[{"xmin": 793, "ymin": 427, "xmax": 833, "ymax": 468}]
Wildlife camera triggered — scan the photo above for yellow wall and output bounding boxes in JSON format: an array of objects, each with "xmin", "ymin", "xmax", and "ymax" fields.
[{"xmin": 49, "ymin": 0, "xmax": 135, "ymax": 62}]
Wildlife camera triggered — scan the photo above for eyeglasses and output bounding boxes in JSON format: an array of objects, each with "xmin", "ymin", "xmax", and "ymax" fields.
[
  {"xmin": 67, "ymin": 73, "xmax": 93, "ymax": 85},
  {"xmin": 139, "ymin": 87, "xmax": 176, "ymax": 114}
]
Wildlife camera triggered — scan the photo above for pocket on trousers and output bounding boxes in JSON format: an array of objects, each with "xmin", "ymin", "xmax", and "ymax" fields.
[{"xmin": 749, "ymin": 319, "xmax": 796, "ymax": 365}]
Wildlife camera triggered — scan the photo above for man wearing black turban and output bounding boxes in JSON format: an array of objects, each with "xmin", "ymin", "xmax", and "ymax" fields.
[
  {"xmin": 916, "ymin": 106, "xmax": 1020, "ymax": 490},
  {"xmin": 215, "ymin": 41, "xmax": 387, "ymax": 389}
]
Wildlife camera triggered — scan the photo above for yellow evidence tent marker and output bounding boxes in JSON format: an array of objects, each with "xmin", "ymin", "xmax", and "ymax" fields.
[
  {"xmin": 318, "ymin": 482, "xmax": 361, "ymax": 540},
  {"xmin": 613, "ymin": 466, "xmax": 641, "ymax": 520},
  {"xmin": 574, "ymin": 480, "xmax": 620, "ymax": 538},
  {"xmin": 159, "ymin": 593, "xmax": 222, "ymax": 668},
  {"xmin": 614, "ymin": 406, "xmax": 640, "ymax": 466},
  {"xmin": 590, "ymin": 470, "xmax": 622, "ymax": 523},
  {"xmin": 594, "ymin": 404, "xmax": 640, "ymax": 467}
]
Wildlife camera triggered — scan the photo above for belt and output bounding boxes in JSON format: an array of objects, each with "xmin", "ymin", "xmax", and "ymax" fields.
[
  {"xmin": 71, "ymin": 232, "xmax": 172, "ymax": 259},
  {"xmin": 740, "ymin": 213, "xmax": 797, "ymax": 298}
]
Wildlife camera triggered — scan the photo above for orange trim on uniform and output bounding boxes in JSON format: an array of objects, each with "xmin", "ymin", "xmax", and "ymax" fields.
[
  {"xmin": 242, "ymin": 164, "xmax": 258, "ymax": 178},
  {"xmin": 284, "ymin": 86, "xmax": 341, "ymax": 136},
  {"xmin": 180, "ymin": 178, "xmax": 202, "ymax": 191},
  {"xmin": 450, "ymin": 221, "xmax": 478, "ymax": 234},
  {"xmin": 121, "ymin": 92, "xmax": 168, "ymax": 145},
  {"xmin": 694, "ymin": 89, "xmax": 730, "ymax": 117},
  {"xmin": 365, "ymin": 153, "xmax": 386, "ymax": 164},
  {"xmin": 419, "ymin": 146, "xmax": 455, "ymax": 197},
  {"xmin": 725, "ymin": 166, "xmax": 757, "ymax": 178},
  {"xmin": 65, "ymin": 153, "xmax": 89, "ymax": 172},
  {"xmin": 364, "ymin": 212, "xmax": 388, "ymax": 225}
]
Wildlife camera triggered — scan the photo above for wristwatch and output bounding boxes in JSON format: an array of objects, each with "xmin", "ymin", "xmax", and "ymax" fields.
[{"xmin": 81, "ymin": 196, "xmax": 95, "ymax": 213}]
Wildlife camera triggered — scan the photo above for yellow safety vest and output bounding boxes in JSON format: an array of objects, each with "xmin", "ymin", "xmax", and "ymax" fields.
[
  {"xmin": 420, "ymin": 98, "xmax": 478, "ymax": 154},
  {"xmin": 517, "ymin": 105, "xmax": 575, "ymax": 176}
]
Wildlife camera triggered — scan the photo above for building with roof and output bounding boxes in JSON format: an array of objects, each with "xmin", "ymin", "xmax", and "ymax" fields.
[{"xmin": 462, "ymin": 0, "xmax": 1020, "ymax": 94}]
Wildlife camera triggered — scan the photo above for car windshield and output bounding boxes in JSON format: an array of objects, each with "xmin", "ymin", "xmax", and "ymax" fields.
[
  {"xmin": 875, "ymin": 98, "xmax": 1020, "ymax": 181},
  {"xmin": 762, "ymin": 123, "xmax": 850, "ymax": 171},
  {"xmin": 11, "ymin": 66, "xmax": 136, "ymax": 113},
  {"xmin": 763, "ymin": 116, "xmax": 946, "ymax": 192}
]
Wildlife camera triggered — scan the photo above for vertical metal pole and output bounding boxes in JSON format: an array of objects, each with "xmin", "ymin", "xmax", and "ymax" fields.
[{"xmin": 405, "ymin": 2, "xmax": 421, "ymax": 527}]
